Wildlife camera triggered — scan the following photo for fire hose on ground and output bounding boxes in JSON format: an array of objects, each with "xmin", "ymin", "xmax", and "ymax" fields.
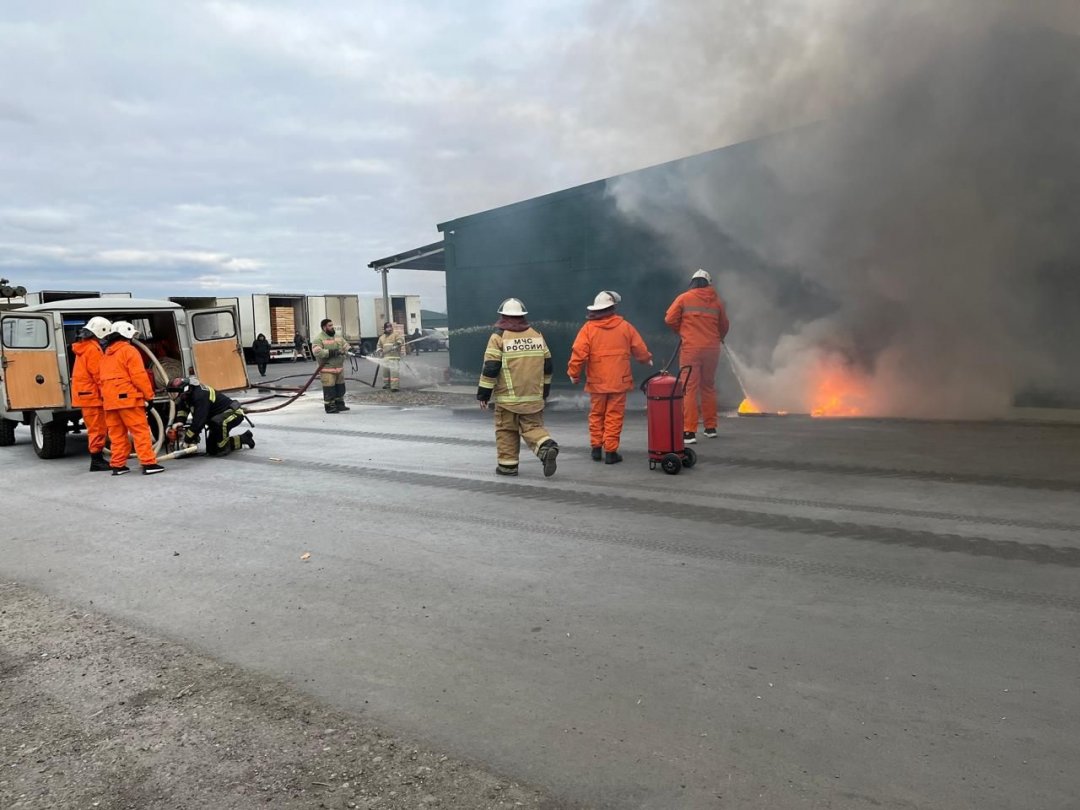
[{"xmin": 239, "ymin": 351, "xmax": 408, "ymax": 413}]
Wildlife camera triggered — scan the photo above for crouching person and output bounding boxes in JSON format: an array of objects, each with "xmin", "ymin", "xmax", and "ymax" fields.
[
  {"xmin": 166, "ymin": 377, "xmax": 254, "ymax": 456},
  {"xmin": 477, "ymin": 298, "xmax": 558, "ymax": 478}
]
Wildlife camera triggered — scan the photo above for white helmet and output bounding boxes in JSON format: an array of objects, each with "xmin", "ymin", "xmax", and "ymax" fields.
[
  {"xmin": 691, "ymin": 268, "xmax": 712, "ymax": 283},
  {"xmin": 497, "ymin": 298, "xmax": 527, "ymax": 316},
  {"xmin": 110, "ymin": 321, "xmax": 139, "ymax": 340},
  {"xmin": 83, "ymin": 316, "xmax": 113, "ymax": 339},
  {"xmin": 587, "ymin": 290, "xmax": 622, "ymax": 311}
]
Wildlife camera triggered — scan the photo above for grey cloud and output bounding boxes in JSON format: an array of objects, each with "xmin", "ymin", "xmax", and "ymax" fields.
[{"xmin": 2, "ymin": 208, "xmax": 79, "ymax": 233}]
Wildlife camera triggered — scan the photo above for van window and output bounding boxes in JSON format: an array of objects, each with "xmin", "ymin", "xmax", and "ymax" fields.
[
  {"xmin": 192, "ymin": 311, "xmax": 236, "ymax": 341},
  {"xmin": 2, "ymin": 317, "xmax": 49, "ymax": 349}
]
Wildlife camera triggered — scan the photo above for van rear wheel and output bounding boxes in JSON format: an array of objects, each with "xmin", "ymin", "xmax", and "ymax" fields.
[
  {"xmin": 31, "ymin": 413, "xmax": 68, "ymax": 459},
  {"xmin": 0, "ymin": 418, "xmax": 16, "ymax": 447}
]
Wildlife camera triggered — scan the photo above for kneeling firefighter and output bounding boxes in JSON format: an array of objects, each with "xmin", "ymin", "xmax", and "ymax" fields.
[{"xmin": 166, "ymin": 377, "xmax": 255, "ymax": 456}]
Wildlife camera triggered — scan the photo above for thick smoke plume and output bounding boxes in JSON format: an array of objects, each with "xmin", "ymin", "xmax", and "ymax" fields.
[{"xmin": 599, "ymin": 0, "xmax": 1080, "ymax": 417}]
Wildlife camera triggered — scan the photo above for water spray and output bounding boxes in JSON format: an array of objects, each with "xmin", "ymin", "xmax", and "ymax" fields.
[{"xmin": 722, "ymin": 344, "xmax": 752, "ymax": 402}]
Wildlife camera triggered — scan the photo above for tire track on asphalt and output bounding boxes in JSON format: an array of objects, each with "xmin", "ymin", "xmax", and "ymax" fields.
[
  {"xmin": 234, "ymin": 455, "xmax": 1080, "ymax": 570},
  {"xmin": 254, "ymin": 423, "xmax": 1080, "ymax": 495},
  {"xmin": 405, "ymin": 506, "xmax": 1080, "ymax": 613},
  {"xmin": 717, "ymin": 456, "xmax": 1080, "ymax": 493},
  {"xmin": 605, "ymin": 483, "xmax": 1080, "ymax": 533}
]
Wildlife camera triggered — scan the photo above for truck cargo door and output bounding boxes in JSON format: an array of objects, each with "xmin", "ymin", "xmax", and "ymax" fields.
[
  {"xmin": 186, "ymin": 307, "xmax": 249, "ymax": 392},
  {"xmin": 0, "ymin": 312, "xmax": 65, "ymax": 409}
]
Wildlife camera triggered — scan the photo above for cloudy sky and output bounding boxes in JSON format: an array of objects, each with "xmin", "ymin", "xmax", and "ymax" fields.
[{"xmin": 7, "ymin": 0, "xmax": 995, "ymax": 312}]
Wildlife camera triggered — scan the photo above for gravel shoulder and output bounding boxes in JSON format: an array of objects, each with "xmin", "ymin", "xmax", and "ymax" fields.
[{"xmin": 0, "ymin": 582, "xmax": 571, "ymax": 810}]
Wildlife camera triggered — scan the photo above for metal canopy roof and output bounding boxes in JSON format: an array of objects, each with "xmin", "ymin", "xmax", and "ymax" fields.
[{"xmin": 368, "ymin": 240, "xmax": 445, "ymax": 272}]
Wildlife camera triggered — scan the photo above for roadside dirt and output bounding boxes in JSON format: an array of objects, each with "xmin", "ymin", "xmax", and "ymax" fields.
[{"xmin": 0, "ymin": 582, "xmax": 572, "ymax": 810}]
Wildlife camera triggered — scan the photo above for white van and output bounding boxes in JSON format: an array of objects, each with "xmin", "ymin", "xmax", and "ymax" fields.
[{"xmin": 0, "ymin": 298, "xmax": 248, "ymax": 459}]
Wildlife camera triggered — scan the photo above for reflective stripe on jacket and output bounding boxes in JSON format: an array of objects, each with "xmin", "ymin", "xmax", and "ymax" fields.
[
  {"xmin": 176, "ymin": 386, "xmax": 241, "ymax": 436},
  {"xmin": 477, "ymin": 327, "xmax": 552, "ymax": 414},
  {"xmin": 311, "ymin": 331, "xmax": 349, "ymax": 371},
  {"xmin": 377, "ymin": 332, "xmax": 405, "ymax": 358},
  {"xmin": 71, "ymin": 338, "xmax": 104, "ymax": 408},
  {"xmin": 99, "ymin": 341, "xmax": 155, "ymax": 411},
  {"xmin": 567, "ymin": 314, "xmax": 652, "ymax": 394},
  {"xmin": 664, "ymin": 287, "xmax": 730, "ymax": 349}
]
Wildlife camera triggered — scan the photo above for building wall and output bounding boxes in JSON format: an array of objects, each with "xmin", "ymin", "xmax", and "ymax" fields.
[
  {"xmin": 441, "ymin": 174, "xmax": 743, "ymax": 399},
  {"xmin": 440, "ymin": 94, "xmax": 1080, "ymax": 411}
]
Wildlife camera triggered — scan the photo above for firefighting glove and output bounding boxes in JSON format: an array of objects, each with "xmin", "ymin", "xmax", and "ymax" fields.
[{"xmin": 184, "ymin": 429, "xmax": 198, "ymax": 444}]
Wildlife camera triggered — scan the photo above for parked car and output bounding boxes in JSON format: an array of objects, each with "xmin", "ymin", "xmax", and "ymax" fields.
[{"xmin": 414, "ymin": 328, "xmax": 449, "ymax": 352}]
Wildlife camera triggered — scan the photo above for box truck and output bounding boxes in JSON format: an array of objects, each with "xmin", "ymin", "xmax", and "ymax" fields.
[
  {"xmin": 358, "ymin": 294, "xmax": 422, "ymax": 354},
  {"xmin": 2, "ymin": 290, "xmax": 133, "ymax": 311},
  {"xmin": 306, "ymin": 295, "xmax": 361, "ymax": 350}
]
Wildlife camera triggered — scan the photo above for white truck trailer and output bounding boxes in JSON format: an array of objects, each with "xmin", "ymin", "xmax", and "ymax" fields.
[
  {"xmin": 305, "ymin": 294, "xmax": 362, "ymax": 350},
  {"xmin": 2, "ymin": 290, "xmax": 133, "ymax": 311},
  {"xmin": 172, "ymin": 294, "xmax": 363, "ymax": 359},
  {"xmin": 171, "ymin": 295, "xmax": 305, "ymax": 360},
  {"xmin": 358, "ymin": 294, "xmax": 422, "ymax": 354}
]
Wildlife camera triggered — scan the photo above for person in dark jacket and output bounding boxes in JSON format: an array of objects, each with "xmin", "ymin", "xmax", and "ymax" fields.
[
  {"xmin": 293, "ymin": 332, "xmax": 306, "ymax": 362},
  {"xmin": 252, "ymin": 333, "xmax": 271, "ymax": 377},
  {"xmin": 166, "ymin": 377, "xmax": 254, "ymax": 456}
]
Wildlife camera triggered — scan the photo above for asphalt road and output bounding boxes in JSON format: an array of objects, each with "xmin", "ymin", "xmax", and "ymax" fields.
[{"xmin": 2, "ymin": 372, "xmax": 1079, "ymax": 809}]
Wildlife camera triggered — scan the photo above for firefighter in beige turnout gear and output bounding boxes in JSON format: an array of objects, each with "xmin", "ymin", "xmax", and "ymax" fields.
[
  {"xmin": 311, "ymin": 318, "xmax": 351, "ymax": 413},
  {"xmin": 376, "ymin": 322, "xmax": 405, "ymax": 392},
  {"xmin": 477, "ymin": 298, "xmax": 558, "ymax": 477}
]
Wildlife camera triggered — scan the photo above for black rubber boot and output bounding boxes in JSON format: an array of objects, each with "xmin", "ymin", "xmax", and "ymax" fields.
[
  {"xmin": 239, "ymin": 430, "xmax": 255, "ymax": 449},
  {"xmin": 336, "ymin": 383, "xmax": 350, "ymax": 411},
  {"xmin": 591, "ymin": 446, "xmax": 602, "ymax": 462},
  {"xmin": 323, "ymin": 387, "xmax": 338, "ymax": 413},
  {"xmin": 89, "ymin": 452, "xmax": 111, "ymax": 472},
  {"xmin": 604, "ymin": 450, "xmax": 623, "ymax": 465},
  {"xmin": 538, "ymin": 440, "xmax": 559, "ymax": 478},
  {"xmin": 495, "ymin": 465, "xmax": 519, "ymax": 476}
]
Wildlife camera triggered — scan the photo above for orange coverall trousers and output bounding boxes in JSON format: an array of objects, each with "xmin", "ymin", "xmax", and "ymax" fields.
[
  {"xmin": 589, "ymin": 392, "xmax": 627, "ymax": 453},
  {"xmin": 680, "ymin": 347, "xmax": 720, "ymax": 433},
  {"xmin": 80, "ymin": 406, "xmax": 108, "ymax": 454},
  {"xmin": 105, "ymin": 407, "xmax": 158, "ymax": 467}
]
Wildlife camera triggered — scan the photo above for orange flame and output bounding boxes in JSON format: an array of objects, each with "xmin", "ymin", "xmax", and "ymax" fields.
[
  {"xmin": 809, "ymin": 366, "xmax": 867, "ymax": 418},
  {"xmin": 738, "ymin": 397, "xmax": 763, "ymax": 414}
]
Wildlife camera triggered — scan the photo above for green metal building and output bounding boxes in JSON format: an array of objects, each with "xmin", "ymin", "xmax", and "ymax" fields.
[
  {"xmin": 431, "ymin": 131, "xmax": 836, "ymax": 406},
  {"xmin": 375, "ymin": 54, "xmax": 1080, "ymax": 409}
]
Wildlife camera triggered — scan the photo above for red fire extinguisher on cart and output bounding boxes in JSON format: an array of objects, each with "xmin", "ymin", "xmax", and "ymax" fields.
[{"xmin": 640, "ymin": 340, "xmax": 698, "ymax": 474}]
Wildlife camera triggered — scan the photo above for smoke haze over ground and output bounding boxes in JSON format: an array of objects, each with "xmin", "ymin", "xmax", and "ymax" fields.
[{"xmin": 597, "ymin": 1, "xmax": 1080, "ymax": 417}]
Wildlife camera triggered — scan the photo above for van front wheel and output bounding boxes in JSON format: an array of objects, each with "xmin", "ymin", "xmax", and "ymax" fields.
[
  {"xmin": 31, "ymin": 413, "xmax": 67, "ymax": 459},
  {"xmin": 0, "ymin": 418, "xmax": 16, "ymax": 447}
]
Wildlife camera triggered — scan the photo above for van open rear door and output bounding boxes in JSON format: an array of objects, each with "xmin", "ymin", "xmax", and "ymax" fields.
[
  {"xmin": 185, "ymin": 307, "xmax": 249, "ymax": 392},
  {"xmin": 0, "ymin": 312, "xmax": 64, "ymax": 410}
]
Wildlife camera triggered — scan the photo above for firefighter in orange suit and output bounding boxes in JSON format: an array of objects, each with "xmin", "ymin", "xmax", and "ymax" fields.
[
  {"xmin": 71, "ymin": 316, "xmax": 114, "ymax": 472},
  {"xmin": 99, "ymin": 321, "xmax": 165, "ymax": 476},
  {"xmin": 567, "ymin": 291, "xmax": 652, "ymax": 464},
  {"xmin": 664, "ymin": 269, "xmax": 730, "ymax": 444},
  {"xmin": 477, "ymin": 298, "xmax": 559, "ymax": 477}
]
